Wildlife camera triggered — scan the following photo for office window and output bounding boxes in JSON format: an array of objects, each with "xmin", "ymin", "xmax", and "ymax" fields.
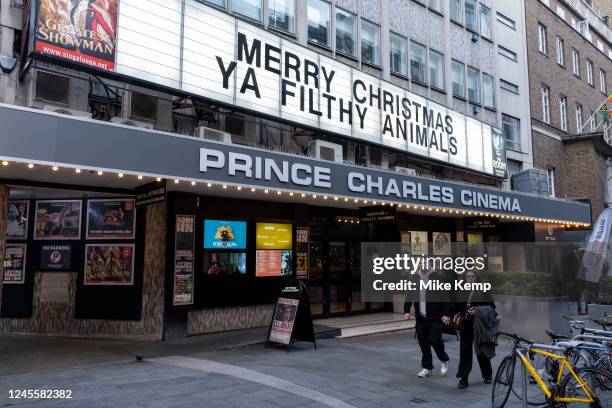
[
  {"xmin": 555, "ymin": 36, "xmax": 564, "ymax": 66},
  {"xmin": 452, "ymin": 60, "xmax": 465, "ymax": 98},
  {"xmin": 480, "ymin": 5, "xmax": 491, "ymax": 39},
  {"xmin": 361, "ymin": 20, "xmax": 380, "ymax": 65},
  {"xmin": 597, "ymin": 40, "xmax": 604, "ymax": 52},
  {"xmin": 541, "ymin": 86, "xmax": 550, "ymax": 123},
  {"xmin": 496, "ymin": 12, "xmax": 516, "ymax": 30},
  {"xmin": 465, "ymin": 0, "xmax": 477, "ymax": 31},
  {"xmin": 547, "ymin": 168, "xmax": 555, "ymax": 197},
  {"xmin": 450, "ymin": 0, "xmax": 462, "ymax": 23},
  {"xmin": 467, "ymin": 66, "xmax": 480, "ymax": 104},
  {"xmin": 233, "ymin": 0, "xmax": 262, "ymax": 21},
  {"xmin": 307, "ymin": 0, "xmax": 330, "ymax": 46},
  {"xmin": 429, "ymin": 49, "xmax": 444, "ymax": 90},
  {"xmin": 482, "ymin": 73, "xmax": 494, "ymax": 108},
  {"xmin": 587, "ymin": 59, "xmax": 594, "ymax": 85},
  {"xmin": 559, "ymin": 96, "xmax": 567, "ymax": 131},
  {"xmin": 500, "ymin": 79, "xmax": 519, "ymax": 94},
  {"xmin": 268, "ymin": 0, "xmax": 294, "ymax": 32},
  {"xmin": 498, "ymin": 45, "xmax": 517, "ymax": 61},
  {"xmin": 572, "ymin": 49, "xmax": 580, "ymax": 76},
  {"xmin": 575, "ymin": 104, "xmax": 583, "ymax": 132},
  {"xmin": 600, "ymin": 69, "xmax": 607, "ymax": 93},
  {"xmin": 206, "ymin": 0, "xmax": 225, "ymax": 7},
  {"xmin": 336, "ymin": 8, "xmax": 356, "ymax": 56},
  {"xmin": 429, "ymin": 0, "xmax": 443, "ymax": 13},
  {"xmin": 390, "ymin": 33, "xmax": 407, "ymax": 76},
  {"xmin": 410, "ymin": 41, "xmax": 427, "ymax": 84},
  {"xmin": 538, "ymin": 23, "xmax": 547, "ymax": 54},
  {"xmin": 502, "ymin": 114, "xmax": 520, "ymax": 151}
]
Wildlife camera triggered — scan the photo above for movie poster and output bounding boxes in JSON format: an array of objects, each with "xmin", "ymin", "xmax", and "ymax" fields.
[
  {"xmin": 34, "ymin": 0, "xmax": 119, "ymax": 71},
  {"xmin": 84, "ymin": 244, "xmax": 134, "ymax": 285},
  {"xmin": 269, "ymin": 297, "xmax": 299, "ymax": 345},
  {"xmin": 432, "ymin": 232, "xmax": 452, "ymax": 256},
  {"xmin": 491, "ymin": 128, "xmax": 508, "ymax": 178},
  {"xmin": 87, "ymin": 199, "xmax": 136, "ymax": 239},
  {"xmin": 6, "ymin": 201, "xmax": 29, "ymax": 240},
  {"xmin": 34, "ymin": 200, "xmax": 82, "ymax": 240},
  {"xmin": 173, "ymin": 215, "xmax": 194, "ymax": 306},
  {"xmin": 410, "ymin": 231, "xmax": 428, "ymax": 255},
  {"xmin": 3, "ymin": 244, "xmax": 27, "ymax": 284}
]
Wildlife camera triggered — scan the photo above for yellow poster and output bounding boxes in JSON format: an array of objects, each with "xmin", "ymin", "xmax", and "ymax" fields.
[{"xmin": 256, "ymin": 223, "xmax": 292, "ymax": 250}]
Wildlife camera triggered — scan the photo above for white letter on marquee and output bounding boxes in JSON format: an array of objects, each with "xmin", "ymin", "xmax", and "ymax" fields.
[
  {"xmin": 200, "ymin": 148, "xmax": 226, "ymax": 173},
  {"xmin": 228, "ymin": 152, "xmax": 253, "ymax": 177}
]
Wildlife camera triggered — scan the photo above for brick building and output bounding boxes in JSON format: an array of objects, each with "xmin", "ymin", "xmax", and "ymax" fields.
[{"xmin": 526, "ymin": 0, "xmax": 612, "ymax": 219}]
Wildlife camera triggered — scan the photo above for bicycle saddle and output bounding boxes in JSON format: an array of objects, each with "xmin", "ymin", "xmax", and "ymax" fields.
[{"xmin": 545, "ymin": 329, "xmax": 567, "ymax": 340}]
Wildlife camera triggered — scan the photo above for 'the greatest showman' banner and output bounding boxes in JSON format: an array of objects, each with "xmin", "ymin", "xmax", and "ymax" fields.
[
  {"xmin": 33, "ymin": 0, "xmax": 119, "ymax": 71},
  {"xmin": 30, "ymin": 0, "xmax": 507, "ymax": 177}
]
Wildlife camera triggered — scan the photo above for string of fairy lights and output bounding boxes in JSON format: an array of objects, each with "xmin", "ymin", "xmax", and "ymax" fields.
[{"xmin": 0, "ymin": 159, "xmax": 591, "ymax": 229}]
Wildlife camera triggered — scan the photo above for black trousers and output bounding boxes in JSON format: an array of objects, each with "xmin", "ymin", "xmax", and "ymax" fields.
[
  {"xmin": 457, "ymin": 323, "xmax": 492, "ymax": 380},
  {"xmin": 415, "ymin": 319, "xmax": 449, "ymax": 370}
]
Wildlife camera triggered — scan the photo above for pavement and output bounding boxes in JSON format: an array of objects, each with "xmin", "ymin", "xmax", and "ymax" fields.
[{"xmin": 0, "ymin": 329, "xmax": 525, "ymax": 408}]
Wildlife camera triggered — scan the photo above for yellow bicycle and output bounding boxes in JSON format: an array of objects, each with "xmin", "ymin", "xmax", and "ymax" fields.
[{"xmin": 492, "ymin": 332, "xmax": 611, "ymax": 407}]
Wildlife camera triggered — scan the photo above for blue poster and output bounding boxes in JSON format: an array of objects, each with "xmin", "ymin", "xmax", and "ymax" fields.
[{"xmin": 204, "ymin": 220, "xmax": 247, "ymax": 249}]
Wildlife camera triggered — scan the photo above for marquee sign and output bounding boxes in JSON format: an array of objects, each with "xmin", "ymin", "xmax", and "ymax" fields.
[{"xmin": 28, "ymin": 0, "xmax": 507, "ymax": 177}]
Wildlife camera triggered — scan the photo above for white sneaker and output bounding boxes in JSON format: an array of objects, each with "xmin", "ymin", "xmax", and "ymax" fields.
[
  {"xmin": 440, "ymin": 361, "xmax": 449, "ymax": 376},
  {"xmin": 418, "ymin": 368, "xmax": 433, "ymax": 378}
]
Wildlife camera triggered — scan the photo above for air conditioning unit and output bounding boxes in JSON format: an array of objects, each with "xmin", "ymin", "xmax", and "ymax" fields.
[
  {"xmin": 366, "ymin": 146, "xmax": 389, "ymax": 169},
  {"xmin": 29, "ymin": 71, "xmax": 70, "ymax": 107},
  {"xmin": 110, "ymin": 117, "xmax": 155, "ymax": 129},
  {"xmin": 43, "ymin": 105, "xmax": 92, "ymax": 118},
  {"xmin": 120, "ymin": 89, "xmax": 172, "ymax": 131},
  {"xmin": 308, "ymin": 140, "xmax": 343, "ymax": 163},
  {"xmin": 393, "ymin": 166, "xmax": 417, "ymax": 176},
  {"xmin": 195, "ymin": 126, "xmax": 232, "ymax": 143}
]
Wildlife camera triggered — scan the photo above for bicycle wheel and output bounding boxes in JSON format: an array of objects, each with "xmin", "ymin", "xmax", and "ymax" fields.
[
  {"xmin": 492, "ymin": 355, "xmax": 516, "ymax": 408},
  {"xmin": 559, "ymin": 367, "xmax": 612, "ymax": 408},
  {"xmin": 516, "ymin": 351, "xmax": 549, "ymax": 406}
]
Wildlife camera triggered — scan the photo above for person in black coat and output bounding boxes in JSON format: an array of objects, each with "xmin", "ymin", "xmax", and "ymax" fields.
[
  {"xmin": 444, "ymin": 270, "xmax": 495, "ymax": 389},
  {"xmin": 405, "ymin": 268, "xmax": 452, "ymax": 378}
]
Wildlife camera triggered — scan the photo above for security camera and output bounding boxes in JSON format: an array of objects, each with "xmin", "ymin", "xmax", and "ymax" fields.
[{"xmin": 0, "ymin": 56, "xmax": 17, "ymax": 74}]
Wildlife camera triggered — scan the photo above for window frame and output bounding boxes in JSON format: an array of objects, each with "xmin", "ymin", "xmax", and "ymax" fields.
[
  {"xmin": 496, "ymin": 12, "xmax": 516, "ymax": 30},
  {"xmin": 467, "ymin": 66, "xmax": 481, "ymax": 104},
  {"xmin": 500, "ymin": 79, "xmax": 519, "ymax": 94},
  {"xmin": 429, "ymin": 48, "xmax": 445, "ymax": 91},
  {"xmin": 307, "ymin": 0, "xmax": 331, "ymax": 48},
  {"xmin": 361, "ymin": 18, "xmax": 381, "ymax": 66},
  {"xmin": 389, "ymin": 31, "xmax": 408, "ymax": 76},
  {"xmin": 410, "ymin": 40, "xmax": 428, "ymax": 85},
  {"xmin": 538, "ymin": 23, "xmax": 548, "ymax": 55},
  {"xmin": 479, "ymin": 4, "xmax": 492, "ymax": 39},
  {"xmin": 502, "ymin": 113, "xmax": 521, "ymax": 151},
  {"xmin": 498, "ymin": 45, "xmax": 518, "ymax": 62},
  {"xmin": 559, "ymin": 95, "xmax": 567, "ymax": 132},
  {"xmin": 205, "ymin": 0, "xmax": 226, "ymax": 8},
  {"xmin": 587, "ymin": 59, "xmax": 594, "ymax": 85},
  {"xmin": 575, "ymin": 104, "xmax": 583, "ymax": 132},
  {"xmin": 600, "ymin": 69, "xmax": 607, "ymax": 94},
  {"xmin": 232, "ymin": 0, "xmax": 263, "ymax": 22},
  {"xmin": 482, "ymin": 72, "xmax": 495, "ymax": 109},
  {"xmin": 335, "ymin": 7, "xmax": 357, "ymax": 57},
  {"xmin": 429, "ymin": 0, "xmax": 443, "ymax": 14},
  {"xmin": 268, "ymin": 0, "xmax": 295, "ymax": 33},
  {"xmin": 465, "ymin": 0, "xmax": 477, "ymax": 32},
  {"xmin": 451, "ymin": 59, "xmax": 466, "ymax": 99},
  {"xmin": 450, "ymin": 0, "xmax": 462, "ymax": 24},
  {"xmin": 547, "ymin": 168, "xmax": 555, "ymax": 197},
  {"xmin": 541, "ymin": 86, "xmax": 550, "ymax": 124},
  {"xmin": 555, "ymin": 36, "xmax": 564, "ymax": 66},
  {"xmin": 571, "ymin": 48, "xmax": 580, "ymax": 77}
]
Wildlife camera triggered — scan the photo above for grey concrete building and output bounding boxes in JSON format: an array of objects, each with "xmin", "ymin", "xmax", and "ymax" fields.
[{"xmin": 0, "ymin": 0, "xmax": 592, "ymax": 340}]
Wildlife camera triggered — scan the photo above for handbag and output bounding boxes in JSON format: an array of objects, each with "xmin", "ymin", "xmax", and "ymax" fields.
[{"xmin": 447, "ymin": 313, "xmax": 465, "ymax": 333}]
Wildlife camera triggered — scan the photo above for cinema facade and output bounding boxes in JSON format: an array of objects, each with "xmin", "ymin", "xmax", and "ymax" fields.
[{"xmin": 0, "ymin": 1, "xmax": 591, "ymax": 340}]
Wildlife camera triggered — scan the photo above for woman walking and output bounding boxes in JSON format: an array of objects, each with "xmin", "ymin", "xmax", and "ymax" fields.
[{"xmin": 443, "ymin": 270, "xmax": 496, "ymax": 389}]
